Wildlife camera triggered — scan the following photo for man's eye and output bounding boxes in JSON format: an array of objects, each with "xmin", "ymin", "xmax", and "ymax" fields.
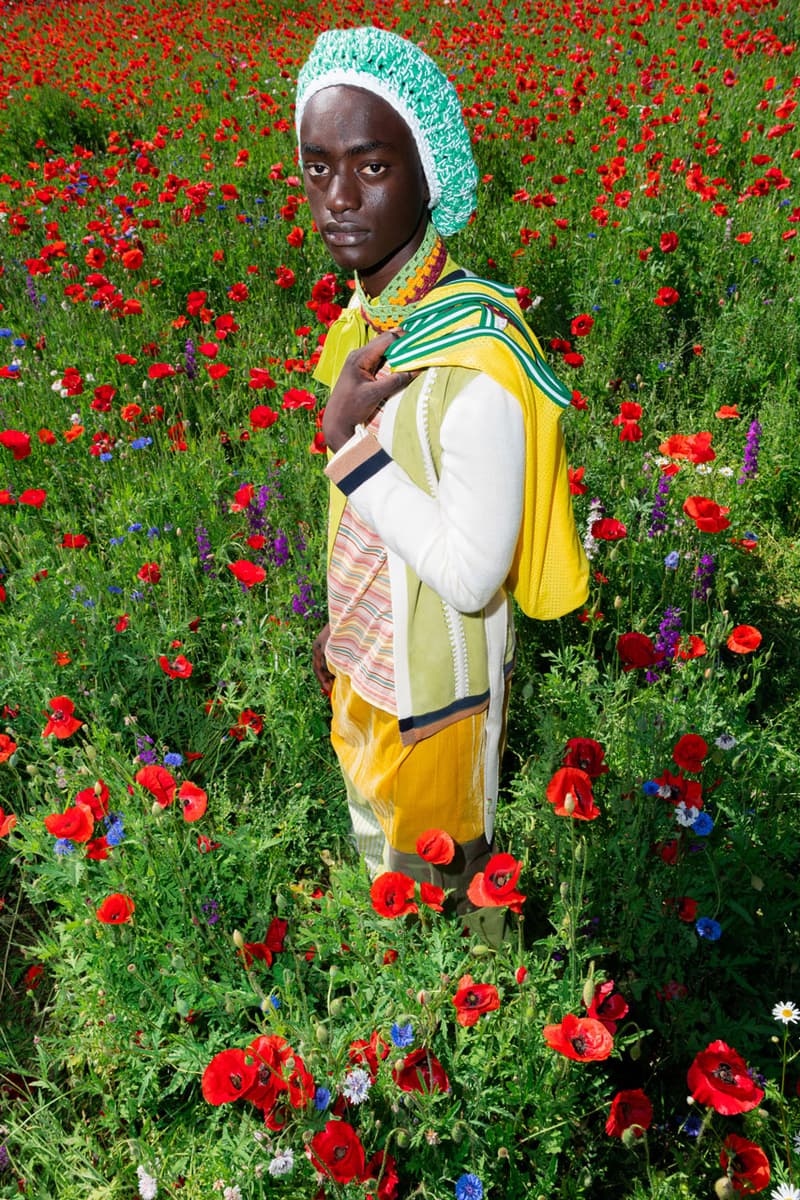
[
  {"xmin": 305, "ymin": 163, "xmax": 327, "ymax": 176},
  {"xmin": 361, "ymin": 163, "xmax": 386, "ymax": 176}
]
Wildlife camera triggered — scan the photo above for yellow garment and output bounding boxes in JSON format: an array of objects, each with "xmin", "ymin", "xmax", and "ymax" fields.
[
  {"xmin": 330, "ymin": 673, "xmax": 486, "ymax": 854},
  {"xmin": 314, "ymin": 270, "xmax": 589, "ymax": 621}
]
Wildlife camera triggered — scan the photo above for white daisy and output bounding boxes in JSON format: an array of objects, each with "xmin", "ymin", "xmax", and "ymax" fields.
[
  {"xmin": 770, "ymin": 1185, "xmax": 800, "ymax": 1200},
  {"xmin": 772, "ymin": 1001, "xmax": 800, "ymax": 1025}
]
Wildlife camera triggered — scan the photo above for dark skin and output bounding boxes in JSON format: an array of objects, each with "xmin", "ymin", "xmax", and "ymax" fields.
[{"xmin": 301, "ymin": 85, "xmax": 430, "ymax": 693}]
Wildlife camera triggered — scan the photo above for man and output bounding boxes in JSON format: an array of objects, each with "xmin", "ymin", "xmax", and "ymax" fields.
[{"xmin": 296, "ymin": 27, "xmax": 588, "ymax": 904}]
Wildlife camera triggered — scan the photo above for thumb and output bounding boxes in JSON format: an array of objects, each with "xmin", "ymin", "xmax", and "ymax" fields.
[{"xmin": 372, "ymin": 368, "xmax": 418, "ymax": 403}]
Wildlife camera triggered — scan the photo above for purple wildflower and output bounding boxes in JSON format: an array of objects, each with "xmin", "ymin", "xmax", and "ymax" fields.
[
  {"xmin": 583, "ymin": 498, "xmax": 604, "ymax": 560},
  {"xmin": 692, "ymin": 553, "xmax": 716, "ymax": 601},
  {"xmin": 195, "ymin": 525, "xmax": 216, "ymax": 577},
  {"xmin": 272, "ymin": 531, "xmax": 290, "ymax": 567},
  {"xmin": 184, "ymin": 339, "xmax": 197, "ymax": 381},
  {"xmin": 647, "ymin": 606, "xmax": 682, "ymax": 681},
  {"xmin": 291, "ymin": 575, "xmax": 319, "ymax": 620},
  {"xmin": 737, "ymin": 419, "xmax": 762, "ymax": 484},
  {"xmin": 648, "ymin": 474, "xmax": 671, "ymax": 538}
]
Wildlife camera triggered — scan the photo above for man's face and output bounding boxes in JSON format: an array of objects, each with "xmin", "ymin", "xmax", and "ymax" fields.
[{"xmin": 300, "ymin": 86, "xmax": 430, "ymax": 297}]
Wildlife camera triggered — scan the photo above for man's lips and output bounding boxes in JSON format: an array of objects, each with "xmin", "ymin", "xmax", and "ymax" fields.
[{"xmin": 323, "ymin": 223, "xmax": 370, "ymax": 245}]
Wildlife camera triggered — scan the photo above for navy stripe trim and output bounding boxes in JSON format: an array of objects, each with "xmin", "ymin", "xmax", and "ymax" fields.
[
  {"xmin": 397, "ymin": 689, "xmax": 491, "ymax": 735},
  {"xmin": 337, "ymin": 448, "xmax": 392, "ymax": 495}
]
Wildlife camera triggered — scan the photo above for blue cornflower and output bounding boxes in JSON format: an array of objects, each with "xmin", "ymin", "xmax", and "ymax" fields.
[
  {"xmin": 128, "ymin": 523, "xmax": 142, "ymax": 532},
  {"xmin": 107, "ymin": 586, "xmax": 123, "ymax": 595},
  {"xmin": 163, "ymin": 752, "xmax": 183, "ymax": 768},
  {"xmin": 664, "ymin": 551, "xmax": 680, "ymax": 570},
  {"xmin": 682, "ymin": 1113, "xmax": 703, "ymax": 1137},
  {"xmin": 455, "ymin": 1174, "xmax": 484, "ymax": 1200},
  {"xmin": 131, "ymin": 590, "xmax": 145, "ymax": 601},
  {"xmin": 54, "ymin": 839, "xmax": 74, "ymax": 856},
  {"xmin": 0, "ymin": 329, "xmax": 11, "ymax": 338},
  {"xmin": 314, "ymin": 1086, "xmax": 331, "ymax": 1112},
  {"xmin": 105, "ymin": 813, "xmax": 125, "ymax": 846},
  {"xmin": 131, "ymin": 437, "xmax": 152, "ymax": 450},
  {"xmin": 390, "ymin": 1022, "xmax": 414, "ymax": 1048},
  {"xmin": 642, "ymin": 780, "xmax": 660, "ymax": 796},
  {"xmin": 109, "ymin": 536, "xmax": 125, "ymax": 546},
  {"xmin": 691, "ymin": 812, "xmax": 714, "ymax": 836},
  {"xmin": 696, "ymin": 916, "xmax": 721, "ymax": 941},
  {"xmin": 147, "ymin": 527, "xmax": 159, "ymax": 539},
  {"xmin": 100, "ymin": 452, "xmax": 113, "ymax": 462},
  {"xmin": 12, "ymin": 338, "xmax": 25, "ymax": 348}
]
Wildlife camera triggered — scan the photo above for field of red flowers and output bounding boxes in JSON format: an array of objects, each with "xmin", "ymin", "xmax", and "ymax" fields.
[{"xmin": 0, "ymin": 0, "xmax": 798, "ymax": 1196}]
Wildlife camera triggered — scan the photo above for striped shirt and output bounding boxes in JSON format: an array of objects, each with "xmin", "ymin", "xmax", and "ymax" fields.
[{"xmin": 326, "ymin": 412, "xmax": 395, "ymax": 712}]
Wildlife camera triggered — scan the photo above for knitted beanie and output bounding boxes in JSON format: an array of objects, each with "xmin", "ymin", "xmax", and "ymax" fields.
[{"xmin": 296, "ymin": 26, "xmax": 477, "ymax": 236}]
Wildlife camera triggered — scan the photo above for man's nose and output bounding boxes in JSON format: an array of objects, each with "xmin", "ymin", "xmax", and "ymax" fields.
[{"xmin": 326, "ymin": 170, "xmax": 360, "ymax": 214}]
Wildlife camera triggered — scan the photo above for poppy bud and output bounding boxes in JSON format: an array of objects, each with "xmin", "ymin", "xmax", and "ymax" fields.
[
  {"xmin": 450, "ymin": 1121, "xmax": 469, "ymax": 1144},
  {"xmin": 614, "ymin": 595, "xmax": 623, "ymax": 609},
  {"xmin": 560, "ymin": 882, "xmax": 569, "ymax": 901},
  {"xmin": 714, "ymin": 1178, "xmax": 735, "ymax": 1200},
  {"xmin": 329, "ymin": 997, "xmax": 345, "ymax": 1017},
  {"xmin": 498, "ymin": 1147, "xmax": 509, "ymax": 1159},
  {"xmin": 622, "ymin": 1127, "xmax": 641, "ymax": 1149},
  {"xmin": 470, "ymin": 943, "xmax": 492, "ymax": 958},
  {"xmin": 395, "ymin": 1130, "xmax": 411, "ymax": 1148},
  {"xmin": 417, "ymin": 989, "xmax": 430, "ymax": 1005},
  {"xmin": 629, "ymin": 1040, "xmax": 641, "ymax": 1061},
  {"xmin": 232, "ymin": 930, "xmax": 244, "ymax": 948},
  {"xmin": 25, "ymin": 765, "xmax": 39, "ymax": 776},
  {"xmin": 582, "ymin": 971, "xmax": 596, "ymax": 1010},
  {"xmin": 314, "ymin": 1023, "xmax": 329, "ymax": 1045},
  {"xmin": 85, "ymin": 744, "xmax": 97, "ymax": 762},
  {"xmin": 751, "ymin": 876, "xmax": 763, "ymax": 890},
  {"xmin": 515, "ymin": 966, "xmax": 528, "ymax": 984},
  {"xmin": 563, "ymin": 793, "xmax": 576, "ymax": 814},
  {"xmin": 151, "ymin": 800, "xmax": 165, "ymax": 817}
]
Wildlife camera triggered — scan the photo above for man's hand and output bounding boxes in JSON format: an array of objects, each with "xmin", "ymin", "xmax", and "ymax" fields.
[
  {"xmin": 322, "ymin": 331, "xmax": 416, "ymax": 452},
  {"xmin": 312, "ymin": 623, "xmax": 335, "ymax": 697}
]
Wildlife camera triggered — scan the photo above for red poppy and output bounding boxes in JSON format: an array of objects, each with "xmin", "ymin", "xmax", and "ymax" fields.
[
  {"xmin": 719, "ymin": 1134, "xmax": 771, "ymax": 1194},
  {"xmin": 666, "ymin": 896, "xmax": 699, "ymax": 923},
  {"xmin": 61, "ymin": 533, "xmax": 90, "ymax": 549},
  {"xmin": 229, "ymin": 708, "xmax": 263, "ymax": 739},
  {"xmin": 716, "ymin": 405, "xmax": 740, "ymax": 419},
  {"xmin": 249, "ymin": 404, "xmax": 279, "ymax": 428},
  {"xmin": 592, "ymin": 517, "xmax": 627, "ymax": 540},
  {"xmin": 240, "ymin": 940, "xmax": 273, "ymax": 969},
  {"xmin": 148, "ymin": 362, "xmax": 176, "ymax": 379},
  {"xmin": 228, "ymin": 560, "xmax": 266, "ymax": 589},
  {"xmin": 546, "ymin": 767, "xmax": 600, "ymax": 820},
  {"xmin": 75, "ymin": 780, "xmax": 110, "ymax": 820},
  {"xmin": 349, "ymin": 1030, "xmax": 390, "ymax": 1081},
  {"xmin": 392, "ymin": 1047, "xmax": 450, "ymax": 1094},
  {"xmin": 617, "ymin": 632, "xmax": 660, "ymax": 671},
  {"xmin": 86, "ymin": 836, "xmax": 111, "ymax": 860},
  {"xmin": 543, "ymin": 1013, "xmax": 614, "ymax": 1061},
  {"xmin": 96, "ymin": 893, "xmax": 135, "ymax": 924},
  {"xmin": 44, "ymin": 802, "xmax": 95, "ymax": 843},
  {"xmin": 230, "ymin": 483, "xmax": 254, "ymax": 512},
  {"xmin": 672, "ymin": 734, "xmax": 708, "ymax": 773},
  {"xmin": 179, "ymin": 781, "xmax": 207, "ymax": 822},
  {"xmin": 605, "ymin": 1089, "xmax": 653, "ymax": 1138},
  {"xmin": 452, "ymin": 974, "xmax": 501, "ymax": 1027},
  {"xmin": 420, "ymin": 882, "xmax": 446, "ymax": 912},
  {"xmin": 282, "ymin": 387, "xmax": 316, "ymax": 410},
  {"xmin": 137, "ymin": 562, "xmax": 161, "ymax": 584},
  {"xmin": 363, "ymin": 1151, "xmax": 399, "ymax": 1200},
  {"xmin": 370, "ymin": 872, "xmax": 418, "ymax": 919},
  {"xmin": 0, "ymin": 430, "xmax": 32, "ymax": 460},
  {"xmin": 201, "ymin": 1046, "xmax": 258, "ymax": 1106},
  {"xmin": 654, "ymin": 286, "xmax": 680, "ymax": 306},
  {"xmin": 18, "ymin": 489, "xmax": 47, "ymax": 508},
  {"xmin": 568, "ymin": 466, "xmax": 587, "ymax": 495},
  {"xmin": 135, "ymin": 765, "xmax": 177, "ymax": 807},
  {"xmin": 687, "ymin": 1040, "xmax": 764, "ymax": 1114},
  {"xmin": 562, "ymin": 737, "xmax": 608, "ymax": 779},
  {"xmin": 0, "ymin": 806, "xmax": 17, "ymax": 837},
  {"xmin": 727, "ymin": 625, "xmax": 762, "ymax": 654},
  {"xmin": 307, "ymin": 1120, "xmax": 365, "ymax": 1185},
  {"xmin": 24, "ymin": 964, "xmax": 43, "ymax": 990},
  {"xmin": 682, "ymin": 496, "xmax": 731, "ymax": 533},
  {"xmin": 416, "ymin": 828, "xmax": 455, "ymax": 865},
  {"xmin": 570, "ymin": 313, "xmax": 594, "ymax": 337},
  {"xmin": 674, "ymin": 634, "xmax": 707, "ymax": 661},
  {"xmin": 41, "ymin": 695, "xmax": 82, "ymax": 739},
  {"xmin": 0, "ymin": 733, "xmax": 17, "ymax": 763},
  {"xmin": 659, "ymin": 432, "xmax": 715, "ymax": 463},
  {"xmin": 159, "ymin": 654, "xmax": 193, "ymax": 678},
  {"xmin": 466, "ymin": 851, "xmax": 526, "ymax": 912},
  {"xmin": 586, "ymin": 980, "xmax": 629, "ymax": 1032}
]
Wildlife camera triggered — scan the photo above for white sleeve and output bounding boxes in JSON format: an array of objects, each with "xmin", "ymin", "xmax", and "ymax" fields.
[{"xmin": 324, "ymin": 372, "xmax": 525, "ymax": 613}]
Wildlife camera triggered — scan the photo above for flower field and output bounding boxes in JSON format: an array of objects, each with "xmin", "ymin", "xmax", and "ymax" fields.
[{"xmin": 0, "ymin": 0, "xmax": 798, "ymax": 1195}]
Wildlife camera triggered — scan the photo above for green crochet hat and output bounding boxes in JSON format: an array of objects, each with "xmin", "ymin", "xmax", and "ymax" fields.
[{"xmin": 295, "ymin": 27, "xmax": 478, "ymax": 237}]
